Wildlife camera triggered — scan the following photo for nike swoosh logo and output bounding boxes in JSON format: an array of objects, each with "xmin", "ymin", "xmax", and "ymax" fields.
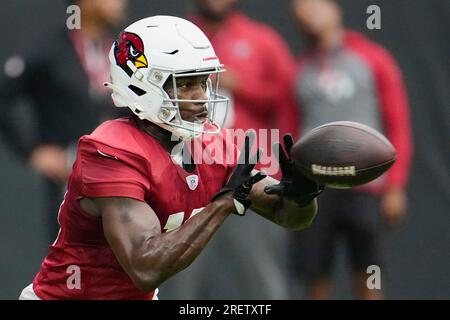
[
  {"xmin": 162, "ymin": 50, "xmax": 179, "ymax": 55},
  {"xmin": 97, "ymin": 150, "xmax": 119, "ymax": 160}
]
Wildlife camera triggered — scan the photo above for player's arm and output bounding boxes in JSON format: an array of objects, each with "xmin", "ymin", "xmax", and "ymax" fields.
[
  {"xmin": 249, "ymin": 175, "xmax": 317, "ymax": 230},
  {"xmin": 249, "ymin": 134, "xmax": 323, "ymax": 230},
  {"xmin": 93, "ymin": 195, "xmax": 235, "ymax": 293},
  {"xmin": 88, "ymin": 133, "xmax": 265, "ymax": 293},
  {"xmin": 373, "ymin": 47, "xmax": 412, "ymax": 226}
]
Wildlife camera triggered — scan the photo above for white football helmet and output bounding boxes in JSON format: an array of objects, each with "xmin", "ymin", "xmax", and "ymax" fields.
[{"xmin": 104, "ymin": 15, "xmax": 229, "ymax": 140}]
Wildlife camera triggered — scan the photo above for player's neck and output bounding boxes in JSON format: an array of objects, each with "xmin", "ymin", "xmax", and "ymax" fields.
[
  {"xmin": 201, "ymin": 20, "xmax": 224, "ymax": 35},
  {"xmin": 138, "ymin": 119, "xmax": 196, "ymax": 172},
  {"xmin": 137, "ymin": 118, "xmax": 181, "ymax": 153},
  {"xmin": 312, "ymin": 27, "xmax": 344, "ymax": 51},
  {"xmin": 198, "ymin": 12, "xmax": 233, "ymax": 35}
]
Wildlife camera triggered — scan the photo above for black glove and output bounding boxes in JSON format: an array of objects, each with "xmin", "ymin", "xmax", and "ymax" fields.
[
  {"xmin": 212, "ymin": 132, "xmax": 267, "ymax": 215},
  {"xmin": 264, "ymin": 134, "xmax": 324, "ymax": 207}
]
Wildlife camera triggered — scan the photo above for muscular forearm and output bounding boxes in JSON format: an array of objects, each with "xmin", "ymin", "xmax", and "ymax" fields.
[
  {"xmin": 131, "ymin": 196, "xmax": 234, "ymax": 292},
  {"xmin": 274, "ymin": 197, "xmax": 317, "ymax": 230},
  {"xmin": 250, "ymin": 176, "xmax": 318, "ymax": 230},
  {"xmin": 252, "ymin": 194, "xmax": 317, "ymax": 230}
]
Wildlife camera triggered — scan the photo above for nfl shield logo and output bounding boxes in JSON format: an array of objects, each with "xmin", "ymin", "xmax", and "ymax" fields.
[{"xmin": 186, "ymin": 175, "xmax": 199, "ymax": 191}]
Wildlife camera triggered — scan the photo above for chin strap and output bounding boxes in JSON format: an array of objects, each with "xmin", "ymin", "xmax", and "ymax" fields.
[
  {"xmin": 103, "ymin": 81, "xmax": 132, "ymax": 108},
  {"xmin": 157, "ymin": 122, "xmax": 199, "ymax": 141}
]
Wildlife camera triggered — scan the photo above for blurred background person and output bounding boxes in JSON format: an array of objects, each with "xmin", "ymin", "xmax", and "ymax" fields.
[
  {"xmin": 0, "ymin": 0, "xmax": 129, "ymax": 242},
  {"xmin": 288, "ymin": 0, "xmax": 413, "ymax": 299},
  {"xmin": 158, "ymin": 0, "xmax": 299, "ymax": 299},
  {"xmin": 188, "ymin": 0, "xmax": 298, "ymax": 138}
]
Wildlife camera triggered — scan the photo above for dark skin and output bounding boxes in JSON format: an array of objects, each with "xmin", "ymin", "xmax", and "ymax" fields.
[
  {"xmin": 195, "ymin": 0, "xmax": 239, "ymax": 26},
  {"xmin": 79, "ymin": 74, "xmax": 317, "ymax": 292}
]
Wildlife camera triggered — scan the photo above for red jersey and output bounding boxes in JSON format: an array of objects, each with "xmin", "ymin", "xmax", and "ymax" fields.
[{"xmin": 33, "ymin": 117, "xmax": 237, "ymax": 300}]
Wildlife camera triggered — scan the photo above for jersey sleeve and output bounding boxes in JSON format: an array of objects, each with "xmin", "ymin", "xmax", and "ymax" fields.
[{"xmin": 78, "ymin": 137, "xmax": 150, "ymax": 201}]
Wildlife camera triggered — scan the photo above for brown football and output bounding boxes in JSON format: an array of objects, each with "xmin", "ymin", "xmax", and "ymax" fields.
[{"xmin": 290, "ymin": 121, "xmax": 397, "ymax": 189}]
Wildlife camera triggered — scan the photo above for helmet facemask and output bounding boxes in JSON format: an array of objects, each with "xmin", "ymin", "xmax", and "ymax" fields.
[
  {"xmin": 158, "ymin": 67, "xmax": 229, "ymax": 140},
  {"xmin": 107, "ymin": 60, "xmax": 229, "ymax": 141}
]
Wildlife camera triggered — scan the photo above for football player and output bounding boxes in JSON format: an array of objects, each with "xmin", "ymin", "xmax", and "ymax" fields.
[{"xmin": 19, "ymin": 16, "xmax": 321, "ymax": 300}]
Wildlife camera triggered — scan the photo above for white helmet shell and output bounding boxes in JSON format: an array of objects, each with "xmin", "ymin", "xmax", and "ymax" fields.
[{"xmin": 105, "ymin": 15, "xmax": 229, "ymax": 140}]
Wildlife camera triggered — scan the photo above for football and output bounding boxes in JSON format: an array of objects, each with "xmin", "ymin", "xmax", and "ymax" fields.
[{"xmin": 290, "ymin": 121, "xmax": 397, "ymax": 189}]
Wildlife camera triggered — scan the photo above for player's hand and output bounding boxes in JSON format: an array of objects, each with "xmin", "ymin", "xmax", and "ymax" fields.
[
  {"xmin": 264, "ymin": 133, "xmax": 324, "ymax": 207},
  {"xmin": 30, "ymin": 144, "xmax": 70, "ymax": 184},
  {"xmin": 381, "ymin": 186, "xmax": 407, "ymax": 228},
  {"xmin": 212, "ymin": 132, "xmax": 266, "ymax": 215}
]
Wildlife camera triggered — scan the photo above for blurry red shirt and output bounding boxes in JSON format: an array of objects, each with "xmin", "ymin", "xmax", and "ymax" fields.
[
  {"xmin": 33, "ymin": 117, "xmax": 237, "ymax": 300},
  {"xmin": 295, "ymin": 31, "xmax": 412, "ymax": 191},
  {"xmin": 191, "ymin": 12, "xmax": 298, "ymax": 135}
]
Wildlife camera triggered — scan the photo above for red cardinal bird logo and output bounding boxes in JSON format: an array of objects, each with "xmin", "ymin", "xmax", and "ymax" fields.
[{"xmin": 114, "ymin": 31, "xmax": 148, "ymax": 76}]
